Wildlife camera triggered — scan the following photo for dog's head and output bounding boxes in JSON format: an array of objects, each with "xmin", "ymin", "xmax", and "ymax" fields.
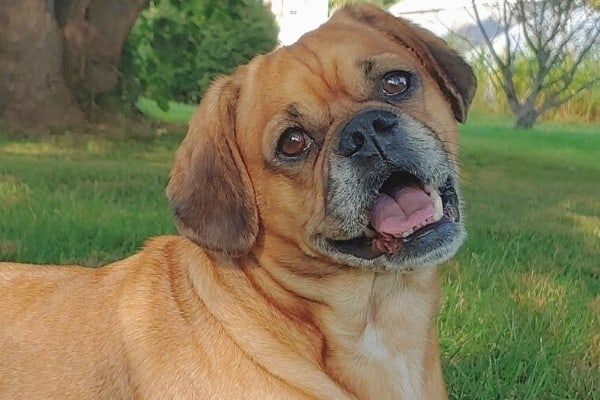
[{"xmin": 167, "ymin": 5, "xmax": 476, "ymax": 271}]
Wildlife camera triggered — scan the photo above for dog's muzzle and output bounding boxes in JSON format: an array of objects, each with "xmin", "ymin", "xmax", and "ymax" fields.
[{"xmin": 321, "ymin": 109, "xmax": 463, "ymax": 267}]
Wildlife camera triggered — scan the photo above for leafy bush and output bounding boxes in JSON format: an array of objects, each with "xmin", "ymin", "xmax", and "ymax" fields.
[{"xmin": 122, "ymin": 0, "xmax": 278, "ymax": 109}]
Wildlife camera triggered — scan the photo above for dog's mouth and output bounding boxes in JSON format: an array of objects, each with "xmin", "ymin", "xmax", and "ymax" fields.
[{"xmin": 329, "ymin": 171, "xmax": 459, "ymax": 260}]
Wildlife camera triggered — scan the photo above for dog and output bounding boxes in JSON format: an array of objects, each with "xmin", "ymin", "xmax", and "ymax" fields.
[{"xmin": 0, "ymin": 4, "xmax": 475, "ymax": 400}]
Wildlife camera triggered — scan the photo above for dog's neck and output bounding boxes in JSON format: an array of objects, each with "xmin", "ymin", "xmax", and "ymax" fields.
[
  {"xmin": 185, "ymin": 237, "xmax": 443, "ymax": 400},
  {"xmin": 254, "ymin": 247, "xmax": 442, "ymax": 400}
]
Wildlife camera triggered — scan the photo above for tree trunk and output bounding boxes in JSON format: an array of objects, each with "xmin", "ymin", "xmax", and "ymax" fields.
[
  {"xmin": 507, "ymin": 89, "xmax": 539, "ymax": 129},
  {"xmin": 515, "ymin": 106, "xmax": 539, "ymax": 129},
  {"xmin": 57, "ymin": 0, "xmax": 148, "ymax": 111},
  {"xmin": 0, "ymin": 0, "xmax": 84, "ymax": 128},
  {"xmin": 0, "ymin": 0, "xmax": 147, "ymax": 129}
]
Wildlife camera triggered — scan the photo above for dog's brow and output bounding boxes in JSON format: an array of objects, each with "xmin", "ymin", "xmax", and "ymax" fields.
[
  {"xmin": 285, "ymin": 103, "xmax": 303, "ymax": 120},
  {"xmin": 359, "ymin": 59, "xmax": 376, "ymax": 77}
]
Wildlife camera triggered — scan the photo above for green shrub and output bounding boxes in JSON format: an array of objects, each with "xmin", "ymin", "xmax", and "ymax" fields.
[{"xmin": 122, "ymin": 0, "xmax": 278, "ymax": 109}]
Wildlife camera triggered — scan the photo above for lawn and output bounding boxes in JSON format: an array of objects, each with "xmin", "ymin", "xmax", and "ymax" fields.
[{"xmin": 0, "ymin": 113, "xmax": 598, "ymax": 399}]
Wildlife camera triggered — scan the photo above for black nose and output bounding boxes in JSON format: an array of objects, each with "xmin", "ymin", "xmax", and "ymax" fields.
[{"xmin": 338, "ymin": 110, "xmax": 398, "ymax": 158}]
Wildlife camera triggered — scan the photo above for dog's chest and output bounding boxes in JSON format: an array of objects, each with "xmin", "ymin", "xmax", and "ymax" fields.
[{"xmin": 356, "ymin": 323, "xmax": 422, "ymax": 400}]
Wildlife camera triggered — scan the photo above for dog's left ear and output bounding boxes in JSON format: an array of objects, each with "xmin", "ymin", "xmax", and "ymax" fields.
[
  {"xmin": 340, "ymin": 5, "xmax": 477, "ymax": 122},
  {"xmin": 166, "ymin": 76, "xmax": 258, "ymax": 256}
]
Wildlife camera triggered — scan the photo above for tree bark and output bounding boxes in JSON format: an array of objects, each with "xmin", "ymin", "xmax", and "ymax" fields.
[
  {"xmin": 57, "ymin": 0, "xmax": 148, "ymax": 105},
  {"xmin": 515, "ymin": 107, "xmax": 538, "ymax": 129},
  {"xmin": 0, "ymin": 0, "xmax": 84, "ymax": 128},
  {"xmin": 0, "ymin": 0, "xmax": 147, "ymax": 129}
]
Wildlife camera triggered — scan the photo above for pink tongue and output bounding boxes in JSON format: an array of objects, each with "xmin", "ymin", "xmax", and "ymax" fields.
[{"xmin": 370, "ymin": 186, "xmax": 435, "ymax": 237}]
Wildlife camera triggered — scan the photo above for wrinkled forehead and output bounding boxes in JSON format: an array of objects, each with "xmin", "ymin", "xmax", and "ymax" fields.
[{"xmin": 236, "ymin": 20, "xmax": 421, "ymax": 132}]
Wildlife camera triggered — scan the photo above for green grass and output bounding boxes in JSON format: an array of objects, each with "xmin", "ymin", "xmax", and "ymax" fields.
[
  {"xmin": 135, "ymin": 97, "xmax": 197, "ymax": 124},
  {"xmin": 440, "ymin": 114, "xmax": 599, "ymax": 399},
  {"xmin": 0, "ymin": 132, "xmax": 182, "ymax": 265},
  {"xmin": 0, "ymin": 114, "xmax": 598, "ymax": 399}
]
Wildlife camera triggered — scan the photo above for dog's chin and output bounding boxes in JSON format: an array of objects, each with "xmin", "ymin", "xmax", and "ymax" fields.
[
  {"xmin": 315, "ymin": 175, "xmax": 466, "ymax": 272},
  {"xmin": 317, "ymin": 220, "xmax": 465, "ymax": 271}
]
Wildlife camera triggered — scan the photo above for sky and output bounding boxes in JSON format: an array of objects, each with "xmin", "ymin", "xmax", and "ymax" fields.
[
  {"xmin": 272, "ymin": 0, "xmax": 497, "ymax": 45},
  {"xmin": 390, "ymin": 0, "xmax": 490, "ymax": 37}
]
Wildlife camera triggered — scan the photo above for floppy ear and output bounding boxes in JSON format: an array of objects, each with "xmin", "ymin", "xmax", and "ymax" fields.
[
  {"xmin": 340, "ymin": 5, "xmax": 477, "ymax": 122},
  {"xmin": 166, "ymin": 76, "xmax": 258, "ymax": 255}
]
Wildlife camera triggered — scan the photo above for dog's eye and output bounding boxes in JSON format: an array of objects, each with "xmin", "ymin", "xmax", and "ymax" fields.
[
  {"xmin": 382, "ymin": 71, "xmax": 411, "ymax": 96},
  {"xmin": 277, "ymin": 129, "xmax": 313, "ymax": 158}
]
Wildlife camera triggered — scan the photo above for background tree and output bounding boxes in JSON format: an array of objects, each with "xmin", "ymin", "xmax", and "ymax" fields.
[
  {"xmin": 470, "ymin": 0, "xmax": 600, "ymax": 128},
  {"xmin": 0, "ymin": 0, "xmax": 148, "ymax": 129}
]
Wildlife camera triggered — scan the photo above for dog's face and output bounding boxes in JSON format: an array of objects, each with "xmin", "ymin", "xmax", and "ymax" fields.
[{"xmin": 167, "ymin": 5, "xmax": 476, "ymax": 271}]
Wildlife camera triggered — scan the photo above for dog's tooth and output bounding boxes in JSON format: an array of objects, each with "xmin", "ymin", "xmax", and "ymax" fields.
[
  {"xmin": 401, "ymin": 229, "xmax": 413, "ymax": 238},
  {"xmin": 424, "ymin": 184, "xmax": 435, "ymax": 195},
  {"xmin": 430, "ymin": 190, "xmax": 443, "ymax": 221}
]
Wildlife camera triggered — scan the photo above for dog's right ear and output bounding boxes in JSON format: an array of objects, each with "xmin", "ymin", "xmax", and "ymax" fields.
[{"xmin": 166, "ymin": 76, "xmax": 258, "ymax": 255}]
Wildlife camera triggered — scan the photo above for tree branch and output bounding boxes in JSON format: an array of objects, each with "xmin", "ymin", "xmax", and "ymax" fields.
[
  {"xmin": 466, "ymin": 0, "xmax": 599, "ymax": 126},
  {"xmin": 541, "ymin": 77, "xmax": 600, "ymax": 113}
]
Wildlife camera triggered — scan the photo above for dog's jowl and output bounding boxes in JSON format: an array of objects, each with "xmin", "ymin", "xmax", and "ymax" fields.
[{"xmin": 0, "ymin": 5, "xmax": 475, "ymax": 400}]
